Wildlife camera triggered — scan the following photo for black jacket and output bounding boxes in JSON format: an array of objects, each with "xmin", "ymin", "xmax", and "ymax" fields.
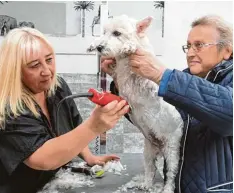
[{"xmin": 0, "ymin": 77, "xmax": 82, "ymax": 193}]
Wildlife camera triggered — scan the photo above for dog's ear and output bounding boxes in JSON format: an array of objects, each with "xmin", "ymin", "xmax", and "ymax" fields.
[{"xmin": 136, "ymin": 16, "xmax": 153, "ymax": 37}]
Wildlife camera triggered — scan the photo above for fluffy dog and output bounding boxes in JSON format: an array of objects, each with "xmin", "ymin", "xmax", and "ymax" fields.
[{"xmin": 88, "ymin": 15, "xmax": 184, "ymax": 193}]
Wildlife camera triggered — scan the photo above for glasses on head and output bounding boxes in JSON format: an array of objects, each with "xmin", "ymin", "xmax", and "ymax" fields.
[{"xmin": 182, "ymin": 42, "xmax": 220, "ymax": 53}]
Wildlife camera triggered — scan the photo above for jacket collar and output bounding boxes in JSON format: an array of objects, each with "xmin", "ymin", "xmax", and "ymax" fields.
[{"xmin": 183, "ymin": 59, "xmax": 233, "ymax": 82}]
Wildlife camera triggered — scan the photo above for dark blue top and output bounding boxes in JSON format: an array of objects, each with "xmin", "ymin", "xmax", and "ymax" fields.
[{"xmin": 159, "ymin": 59, "xmax": 233, "ymax": 193}]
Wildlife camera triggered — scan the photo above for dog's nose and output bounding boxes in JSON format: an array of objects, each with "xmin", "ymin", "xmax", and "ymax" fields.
[{"xmin": 97, "ymin": 45, "xmax": 104, "ymax": 52}]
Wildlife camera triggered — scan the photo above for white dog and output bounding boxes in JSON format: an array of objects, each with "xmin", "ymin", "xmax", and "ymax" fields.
[{"xmin": 88, "ymin": 15, "xmax": 184, "ymax": 193}]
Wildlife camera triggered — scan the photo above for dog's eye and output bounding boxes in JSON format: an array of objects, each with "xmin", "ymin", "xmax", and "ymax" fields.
[{"xmin": 112, "ymin": 31, "xmax": 121, "ymax": 36}]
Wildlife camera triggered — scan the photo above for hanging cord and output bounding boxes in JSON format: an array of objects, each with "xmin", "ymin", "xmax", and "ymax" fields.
[
  {"xmin": 95, "ymin": 55, "xmax": 107, "ymax": 154},
  {"xmin": 95, "ymin": 1, "xmax": 108, "ymax": 155},
  {"xmin": 55, "ymin": 93, "xmax": 93, "ymax": 136},
  {"xmin": 95, "ymin": 54, "xmax": 102, "ymax": 155},
  {"xmin": 99, "ymin": 56, "xmax": 107, "ymax": 154}
]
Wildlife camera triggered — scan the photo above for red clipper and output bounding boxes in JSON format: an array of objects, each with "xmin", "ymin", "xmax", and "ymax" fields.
[{"xmin": 88, "ymin": 88, "xmax": 128, "ymax": 107}]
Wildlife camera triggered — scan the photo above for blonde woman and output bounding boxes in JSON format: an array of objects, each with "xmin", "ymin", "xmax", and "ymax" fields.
[{"xmin": 0, "ymin": 27, "xmax": 129, "ymax": 193}]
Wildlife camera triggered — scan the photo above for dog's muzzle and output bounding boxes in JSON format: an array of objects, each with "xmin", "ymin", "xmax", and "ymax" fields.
[{"xmin": 87, "ymin": 44, "xmax": 105, "ymax": 53}]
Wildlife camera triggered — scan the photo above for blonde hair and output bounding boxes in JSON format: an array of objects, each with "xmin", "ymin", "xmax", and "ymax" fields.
[
  {"xmin": 191, "ymin": 15, "xmax": 233, "ymax": 52},
  {"xmin": 0, "ymin": 27, "xmax": 60, "ymax": 128}
]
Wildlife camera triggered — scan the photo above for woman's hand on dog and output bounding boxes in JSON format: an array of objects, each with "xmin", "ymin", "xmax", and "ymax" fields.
[{"xmin": 129, "ymin": 49, "xmax": 167, "ymax": 84}]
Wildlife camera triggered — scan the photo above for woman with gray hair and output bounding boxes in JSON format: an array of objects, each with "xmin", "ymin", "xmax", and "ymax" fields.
[
  {"xmin": 0, "ymin": 27, "xmax": 129, "ymax": 193},
  {"xmin": 102, "ymin": 15, "xmax": 233, "ymax": 192}
]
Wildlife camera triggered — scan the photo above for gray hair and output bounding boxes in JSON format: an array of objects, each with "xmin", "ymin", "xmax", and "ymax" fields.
[{"xmin": 191, "ymin": 15, "xmax": 233, "ymax": 52}]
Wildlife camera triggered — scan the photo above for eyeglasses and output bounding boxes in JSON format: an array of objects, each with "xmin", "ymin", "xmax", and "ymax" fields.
[{"xmin": 182, "ymin": 42, "xmax": 220, "ymax": 53}]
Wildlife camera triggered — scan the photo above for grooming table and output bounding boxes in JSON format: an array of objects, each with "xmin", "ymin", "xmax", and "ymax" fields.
[{"xmin": 66, "ymin": 153, "xmax": 162, "ymax": 193}]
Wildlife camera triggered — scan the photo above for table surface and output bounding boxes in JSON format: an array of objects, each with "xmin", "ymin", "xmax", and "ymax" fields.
[{"xmin": 66, "ymin": 153, "xmax": 160, "ymax": 193}]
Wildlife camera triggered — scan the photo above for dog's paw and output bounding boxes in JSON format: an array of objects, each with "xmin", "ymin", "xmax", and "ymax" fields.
[
  {"xmin": 136, "ymin": 182, "xmax": 152, "ymax": 191},
  {"xmin": 152, "ymin": 182, "xmax": 163, "ymax": 193},
  {"xmin": 136, "ymin": 182, "xmax": 162, "ymax": 193},
  {"xmin": 138, "ymin": 179, "xmax": 160, "ymax": 191},
  {"xmin": 161, "ymin": 184, "xmax": 174, "ymax": 193},
  {"xmin": 123, "ymin": 175, "xmax": 152, "ymax": 191}
]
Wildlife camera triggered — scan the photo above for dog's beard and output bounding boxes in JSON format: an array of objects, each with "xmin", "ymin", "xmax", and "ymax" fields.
[
  {"xmin": 87, "ymin": 41, "xmax": 137, "ymax": 57},
  {"xmin": 99, "ymin": 48, "xmax": 113, "ymax": 57},
  {"xmin": 87, "ymin": 45, "xmax": 113, "ymax": 57},
  {"xmin": 97, "ymin": 47, "xmax": 120, "ymax": 58}
]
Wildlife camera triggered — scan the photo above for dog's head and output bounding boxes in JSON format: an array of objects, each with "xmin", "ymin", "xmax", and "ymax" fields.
[{"xmin": 87, "ymin": 15, "xmax": 153, "ymax": 57}]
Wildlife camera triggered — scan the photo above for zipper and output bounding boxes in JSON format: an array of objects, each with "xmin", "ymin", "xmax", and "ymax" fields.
[
  {"xmin": 207, "ymin": 181, "xmax": 233, "ymax": 191},
  {"xmin": 41, "ymin": 112, "xmax": 57, "ymax": 138},
  {"xmin": 178, "ymin": 114, "xmax": 190, "ymax": 193},
  {"xmin": 35, "ymin": 102, "xmax": 57, "ymax": 138},
  {"xmin": 213, "ymin": 64, "xmax": 233, "ymax": 82},
  {"xmin": 178, "ymin": 69, "xmax": 211, "ymax": 192}
]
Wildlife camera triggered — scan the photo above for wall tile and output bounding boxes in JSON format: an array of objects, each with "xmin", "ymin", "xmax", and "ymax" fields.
[{"xmin": 59, "ymin": 73, "xmax": 144, "ymax": 154}]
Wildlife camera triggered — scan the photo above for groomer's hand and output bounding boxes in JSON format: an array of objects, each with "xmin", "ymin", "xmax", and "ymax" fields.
[
  {"xmin": 87, "ymin": 100, "xmax": 129, "ymax": 135},
  {"xmin": 86, "ymin": 154, "xmax": 120, "ymax": 166},
  {"xmin": 129, "ymin": 49, "xmax": 167, "ymax": 84}
]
